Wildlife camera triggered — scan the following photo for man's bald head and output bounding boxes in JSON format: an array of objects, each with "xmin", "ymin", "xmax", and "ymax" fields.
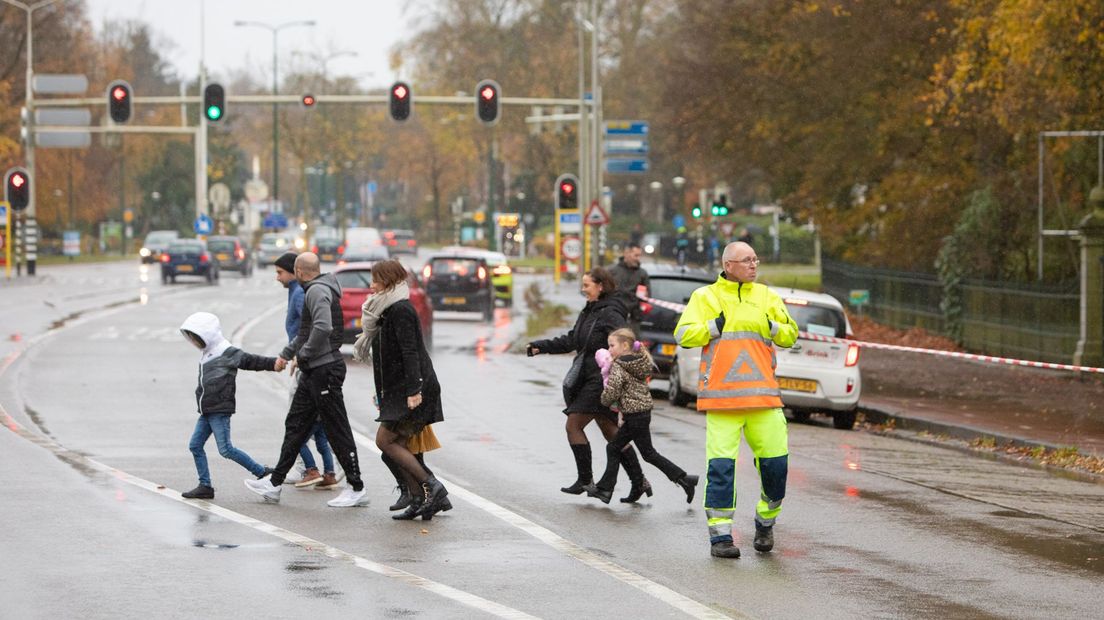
[
  {"xmin": 294, "ymin": 252, "xmax": 321, "ymax": 281},
  {"xmin": 721, "ymin": 242, "xmax": 758, "ymax": 283},
  {"xmin": 722, "ymin": 242, "xmax": 754, "ymax": 263}
]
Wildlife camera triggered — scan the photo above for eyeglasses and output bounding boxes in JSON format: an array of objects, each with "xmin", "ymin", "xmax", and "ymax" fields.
[{"xmin": 725, "ymin": 257, "xmax": 761, "ymax": 266}]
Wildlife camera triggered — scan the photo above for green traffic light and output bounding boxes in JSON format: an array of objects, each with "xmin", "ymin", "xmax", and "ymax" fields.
[
  {"xmin": 692, "ymin": 206, "xmax": 702, "ymax": 218},
  {"xmin": 206, "ymin": 106, "xmax": 222, "ymax": 120}
]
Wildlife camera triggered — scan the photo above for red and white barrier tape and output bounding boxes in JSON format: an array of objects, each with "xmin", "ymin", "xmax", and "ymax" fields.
[{"xmin": 638, "ymin": 294, "xmax": 1104, "ymax": 375}]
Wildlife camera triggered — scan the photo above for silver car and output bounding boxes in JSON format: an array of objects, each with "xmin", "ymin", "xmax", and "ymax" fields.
[{"xmin": 667, "ymin": 287, "xmax": 862, "ymax": 429}]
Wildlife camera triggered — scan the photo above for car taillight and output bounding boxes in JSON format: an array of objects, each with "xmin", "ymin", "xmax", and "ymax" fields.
[
  {"xmin": 639, "ymin": 301, "xmax": 653, "ymax": 314},
  {"xmin": 199, "ymin": 253, "xmax": 209, "ymax": 264},
  {"xmin": 846, "ymin": 377, "xmax": 856, "ymax": 394},
  {"xmin": 388, "ymin": 239, "xmax": 397, "ymax": 246},
  {"xmin": 492, "ymin": 265, "xmax": 511, "ymax": 276},
  {"xmin": 845, "ymin": 343, "xmax": 860, "ymax": 367},
  {"xmin": 311, "ymin": 245, "xmax": 318, "ymax": 254},
  {"xmin": 160, "ymin": 254, "xmax": 170, "ymax": 263},
  {"xmin": 338, "ymin": 244, "xmax": 345, "ymax": 254},
  {"xmin": 477, "ymin": 266, "xmax": 487, "ymax": 280},
  {"xmin": 407, "ymin": 239, "xmax": 416, "ymax": 247},
  {"xmin": 235, "ymin": 248, "xmax": 245, "ymax": 260},
  {"xmin": 422, "ymin": 264, "xmax": 432, "ymax": 279}
]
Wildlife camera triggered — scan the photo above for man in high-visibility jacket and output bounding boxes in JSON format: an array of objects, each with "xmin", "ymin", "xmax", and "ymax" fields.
[{"xmin": 674, "ymin": 241, "xmax": 799, "ymax": 558}]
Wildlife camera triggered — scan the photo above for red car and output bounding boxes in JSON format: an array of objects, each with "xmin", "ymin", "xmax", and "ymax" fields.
[{"xmin": 333, "ymin": 262, "xmax": 434, "ymax": 350}]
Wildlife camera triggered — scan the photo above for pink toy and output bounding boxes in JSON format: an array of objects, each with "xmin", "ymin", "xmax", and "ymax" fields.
[{"xmin": 595, "ymin": 348, "xmax": 613, "ymax": 387}]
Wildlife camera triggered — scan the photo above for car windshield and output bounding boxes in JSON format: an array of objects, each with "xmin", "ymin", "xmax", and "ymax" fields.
[
  {"xmin": 145, "ymin": 232, "xmax": 177, "ymax": 245},
  {"xmin": 483, "ymin": 252, "xmax": 507, "ymax": 267},
  {"xmin": 168, "ymin": 241, "xmax": 203, "ymax": 253},
  {"xmin": 786, "ymin": 303, "xmax": 847, "ymax": 338},
  {"xmin": 343, "ymin": 247, "xmax": 388, "ymax": 261},
  {"xmin": 431, "ymin": 257, "xmax": 479, "ymax": 277},
  {"xmin": 649, "ymin": 277, "xmax": 711, "ymax": 304},
  {"xmin": 335, "ymin": 269, "xmax": 373, "ymax": 289},
  {"xmin": 207, "ymin": 239, "xmax": 236, "ymax": 252},
  {"xmin": 261, "ymin": 234, "xmax": 291, "ymax": 248}
]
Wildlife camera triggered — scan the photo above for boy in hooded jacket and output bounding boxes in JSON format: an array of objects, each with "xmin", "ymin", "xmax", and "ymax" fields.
[
  {"xmin": 180, "ymin": 311, "xmax": 281, "ymax": 500},
  {"xmin": 583, "ymin": 328, "xmax": 699, "ymax": 505}
]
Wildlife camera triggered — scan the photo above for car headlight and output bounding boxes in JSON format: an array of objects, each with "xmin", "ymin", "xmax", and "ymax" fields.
[
  {"xmin": 139, "ymin": 248, "xmax": 151, "ymax": 257},
  {"xmin": 294, "ymin": 238, "xmax": 306, "ymax": 250}
]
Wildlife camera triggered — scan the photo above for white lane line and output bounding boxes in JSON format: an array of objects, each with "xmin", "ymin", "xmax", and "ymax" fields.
[{"xmin": 0, "ymin": 407, "xmax": 536, "ymax": 620}]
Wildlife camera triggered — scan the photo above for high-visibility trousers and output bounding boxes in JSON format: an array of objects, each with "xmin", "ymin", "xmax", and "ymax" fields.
[{"xmin": 703, "ymin": 407, "xmax": 789, "ymax": 544}]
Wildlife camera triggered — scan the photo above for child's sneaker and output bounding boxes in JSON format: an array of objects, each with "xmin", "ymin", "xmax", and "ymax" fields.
[
  {"xmin": 244, "ymin": 478, "xmax": 281, "ymax": 503},
  {"xmin": 294, "ymin": 468, "xmax": 323, "ymax": 488},
  {"xmin": 316, "ymin": 472, "xmax": 343, "ymax": 490}
]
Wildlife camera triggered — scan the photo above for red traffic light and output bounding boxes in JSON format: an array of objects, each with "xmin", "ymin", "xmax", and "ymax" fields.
[
  {"xmin": 560, "ymin": 182, "xmax": 573, "ymax": 195},
  {"xmin": 474, "ymin": 79, "xmax": 500, "ymax": 125},
  {"xmin": 389, "ymin": 81, "xmax": 412, "ymax": 122},
  {"xmin": 480, "ymin": 86, "xmax": 495, "ymax": 100},
  {"xmin": 5, "ymin": 167, "xmax": 31, "ymax": 211},
  {"xmin": 111, "ymin": 86, "xmax": 127, "ymax": 101},
  {"xmin": 301, "ymin": 94, "xmax": 316, "ymax": 107},
  {"xmin": 106, "ymin": 79, "xmax": 133, "ymax": 124},
  {"xmin": 11, "ymin": 173, "xmax": 26, "ymax": 188},
  {"xmin": 554, "ymin": 173, "xmax": 579, "ymax": 210},
  {"xmin": 392, "ymin": 84, "xmax": 408, "ymax": 100}
]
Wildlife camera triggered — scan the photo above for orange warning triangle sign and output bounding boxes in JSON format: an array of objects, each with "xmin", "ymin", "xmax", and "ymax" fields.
[{"xmin": 585, "ymin": 200, "xmax": 609, "ymax": 225}]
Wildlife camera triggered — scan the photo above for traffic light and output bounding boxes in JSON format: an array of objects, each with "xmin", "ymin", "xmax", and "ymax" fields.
[
  {"xmin": 691, "ymin": 203, "xmax": 703, "ymax": 218},
  {"xmin": 475, "ymin": 79, "xmax": 500, "ymax": 126},
  {"xmin": 711, "ymin": 194, "xmax": 729, "ymax": 216},
  {"xmin": 389, "ymin": 81, "xmax": 411, "ymax": 121},
  {"xmin": 203, "ymin": 83, "xmax": 225, "ymax": 122},
  {"xmin": 554, "ymin": 173, "xmax": 578, "ymax": 210},
  {"xmin": 301, "ymin": 94, "xmax": 316, "ymax": 109},
  {"xmin": 5, "ymin": 167, "xmax": 31, "ymax": 212},
  {"xmin": 106, "ymin": 80, "xmax": 132, "ymax": 123}
]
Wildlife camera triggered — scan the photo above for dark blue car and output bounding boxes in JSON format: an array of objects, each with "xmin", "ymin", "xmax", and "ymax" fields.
[{"xmin": 161, "ymin": 239, "xmax": 219, "ymax": 285}]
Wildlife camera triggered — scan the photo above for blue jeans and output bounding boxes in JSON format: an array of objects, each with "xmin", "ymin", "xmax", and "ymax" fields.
[
  {"xmin": 298, "ymin": 421, "xmax": 335, "ymax": 473},
  {"xmin": 189, "ymin": 414, "xmax": 265, "ymax": 486}
]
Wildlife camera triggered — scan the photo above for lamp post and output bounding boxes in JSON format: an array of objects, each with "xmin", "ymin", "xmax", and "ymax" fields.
[{"xmin": 234, "ymin": 19, "xmax": 315, "ymax": 213}]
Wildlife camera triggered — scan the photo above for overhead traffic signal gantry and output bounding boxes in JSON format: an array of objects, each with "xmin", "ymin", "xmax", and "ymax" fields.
[
  {"xmin": 5, "ymin": 167, "xmax": 31, "ymax": 211},
  {"xmin": 203, "ymin": 83, "xmax": 225, "ymax": 122},
  {"xmin": 554, "ymin": 173, "xmax": 579, "ymax": 211},
  {"xmin": 475, "ymin": 79, "xmax": 500, "ymax": 126},
  {"xmin": 389, "ymin": 82, "xmax": 411, "ymax": 121},
  {"xmin": 106, "ymin": 80, "xmax": 132, "ymax": 123}
]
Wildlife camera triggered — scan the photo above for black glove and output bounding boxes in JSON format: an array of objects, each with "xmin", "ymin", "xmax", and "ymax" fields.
[
  {"xmin": 526, "ymin": 343, "xmax": 537, "ymax": 357},
  {"xmin": 714, "ymin": 313, "xmax": 726, "ymax": 333}
]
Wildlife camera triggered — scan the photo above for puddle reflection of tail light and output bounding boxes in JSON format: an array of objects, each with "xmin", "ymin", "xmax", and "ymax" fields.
[
  {"xmin": 845, "ymin": 343, "xmax": 860, "ymax": 367},
  {"xmin": 477, "ymin": 266, "xmax": 487, "ymax": 280},
  {"xmin": 422, "ymin": 264, "xmax": 432, "ymax": 279}
]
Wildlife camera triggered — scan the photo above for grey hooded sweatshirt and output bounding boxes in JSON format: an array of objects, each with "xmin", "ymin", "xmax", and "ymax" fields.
[
  {"xmin": 280, "ymin": 272, "xmax": 344, "ymax": 370},
  {"xmin": 180, "ymin": 312, "xmax": 277, "ymax": 415}
]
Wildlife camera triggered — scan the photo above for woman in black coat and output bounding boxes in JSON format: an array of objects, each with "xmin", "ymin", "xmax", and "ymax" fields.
[
  {"xmin": 368, "ymin": 260, "xmax": 449, "ymax": 520},
  {"xmin": 527, "ymin": 267, "xmax": 650, "ymax": 502}
]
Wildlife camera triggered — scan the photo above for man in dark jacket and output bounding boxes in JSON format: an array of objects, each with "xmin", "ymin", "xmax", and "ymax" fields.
[
  {"xmin": 245, "ymin": 252, "xmax": 368, "ymax": 507},
  {"xmin": 606, "ymin": 242, "xmax": 651, "ymax": 334}
]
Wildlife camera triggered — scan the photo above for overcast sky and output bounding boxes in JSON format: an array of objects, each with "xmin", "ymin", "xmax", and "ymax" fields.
[{"xmin": 84, "ymin": 0, "xmax": 419, "ymax": 89}]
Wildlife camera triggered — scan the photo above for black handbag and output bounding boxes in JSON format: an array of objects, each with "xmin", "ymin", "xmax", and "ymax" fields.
[{"xmin": 561, "ymin": 315, "xmax": 599, "ymax": 405}]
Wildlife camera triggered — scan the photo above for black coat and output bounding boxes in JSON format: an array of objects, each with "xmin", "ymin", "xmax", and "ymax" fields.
[
  {"xmin": 531, "ymin": 296, "xmax": 627, "ymax": 416},
  {"xmin": 370, "ymin": 300, "xmax": 443, "ymax": 426}
]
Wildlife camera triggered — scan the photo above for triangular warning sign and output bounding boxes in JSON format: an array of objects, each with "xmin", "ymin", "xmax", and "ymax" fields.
[
  {"xmin": 585, "ymin": 201, "xmax": 610, "ymax": 225},
  {"xmin": 722, "ymin": 350, "xmax": 766, "ymax": 383}
]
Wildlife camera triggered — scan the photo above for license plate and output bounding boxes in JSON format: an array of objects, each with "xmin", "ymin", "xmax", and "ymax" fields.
[
  {"xmin": 443, "ymin": 297, "xmax": 466, "ymax": 305},
  {"xmin": 778, "ymin": 377, "xmax": 817, "ymax": 393},
  {"xmin": 659, "ymin": 343, "xmax": 677, "ymax": 356},
  {"xmin": 321, "ymin": 254, "xmax": 335, "ymax": 261},
  {"xmin": 216, "ymin": 253, "xmax": 229, "ymax": 261},
  {"xmin": 176, "ymin": 265, "xmax": 194, "ymax": 272}
]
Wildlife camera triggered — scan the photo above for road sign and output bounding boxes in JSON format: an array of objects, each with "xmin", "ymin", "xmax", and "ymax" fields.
[
  {"xmin": 719, "ymin": 222, "xmax": 735, "ymax": 237},
  {"xmin": 63, "ymin": 231, "xmax": 80, "ymax": 257},
  {"xmin": 32, "ymin": 74, "xmax": 88, "ymax": 94},
  {"xmin": 193, "ymin": 214, "xmax": 214, "ymax": 235},
  {"xmin": 123, "ymin": 208, "xmax": 133, "ymax": 223},
  {"xmin": 262, "ymin": 212, "xmax": 287, "ymax": 229},
  {"xmin": 208, "ymin": 183, "xmax": 231, "ymax": 210},
  {"xmin": 244, "ymin": 179, "xmax": 268, "ymax": 203},
  {"xmin": 604, "ymin": 139, "xmax": 649, "ymax": 155},
  {"xmin": 605, "ymin": 159, "xmax": 649, "ymax": 174},
  {"xmin": 604, "ymin": 120, "xmax": 649, "ymax": 136},
  {"xmin": 559, "ymin": 210, "xmax": 582, "ymax": 234},
  {"xmin": 585, "ymin": 200, "xmax": 609, "ymax": 226},
  {"xmin": 35, "ymin": 109, "xmax": 91, "ymax": 125},
  {"xmin": 562, "ymin": 237, "xmax": 583, "ymax": 260},
  {"xmin": 672, "ymin": 214, "xmax": 685, "ymax": 229},
  {"xmin": 849, "ymin": 289, "xmax": 870, "ymax": 307}
]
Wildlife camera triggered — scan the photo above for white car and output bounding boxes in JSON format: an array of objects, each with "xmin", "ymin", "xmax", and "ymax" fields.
[{"xmin": 666, "ymin": 287, "xmax": 862, "ymax": 429}]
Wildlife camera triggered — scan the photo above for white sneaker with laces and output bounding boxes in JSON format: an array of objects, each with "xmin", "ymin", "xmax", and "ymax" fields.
[
  {"xmin": 326, "ymin": 487, "xmax": 369, "ymax": 507},
  {"xmin": 244, "ymin": 478, "xmax": 282, "ymax": 503}
]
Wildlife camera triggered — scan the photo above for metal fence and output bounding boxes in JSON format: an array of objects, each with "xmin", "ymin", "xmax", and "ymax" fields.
[{"xmin": 822, "ymin": 258, "xmax": 1080, "ymax": 363}]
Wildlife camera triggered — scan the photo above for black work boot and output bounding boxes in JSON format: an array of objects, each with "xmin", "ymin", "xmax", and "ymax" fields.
[
  {"xmin": 182, "ymin": 484, "xmax": 214, "ymax": 499},
  {"xmin": 675, "ymin": 474, "xmax": 699, "ymax": 504},
  {"xmin": 618, "ymin": 448, "xmax": 651, "ymax": 503},
  {"xmin": 753, "ymin": 525, "xmax": 774, "ymax": 553},
  {"xmin": 710, "ymin": 540, "xmax": 741, "ymax": 558},
  {"xmin": 561, "ymin": 443, "xmax": 593, "ymax": 494}
]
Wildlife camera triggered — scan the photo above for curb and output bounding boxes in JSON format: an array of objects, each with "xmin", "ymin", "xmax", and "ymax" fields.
[{"xmin": 858, "ymin": 404, "xmax": 1104, "ymax": 485}]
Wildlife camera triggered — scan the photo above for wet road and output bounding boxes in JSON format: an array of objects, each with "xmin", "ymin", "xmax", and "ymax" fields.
[{"xmin": 1, "ymin": 258, "xmax": 1102, "ymax": 618}]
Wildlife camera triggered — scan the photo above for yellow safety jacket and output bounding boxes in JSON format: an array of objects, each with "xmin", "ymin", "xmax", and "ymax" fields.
[{"xmin": 674, "ymin": 276, "xmax": 799, "ymax": 411}]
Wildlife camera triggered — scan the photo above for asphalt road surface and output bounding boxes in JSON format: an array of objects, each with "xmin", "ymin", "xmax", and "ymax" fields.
[{"xmin": 1, "ymin": 256, "xmax": 1101, "ymax": 619}]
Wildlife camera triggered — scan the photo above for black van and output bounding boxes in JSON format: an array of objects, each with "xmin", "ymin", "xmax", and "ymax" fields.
[{"xmin": 421, "ymin": 252, "xmax": 495, "ymax": 322}]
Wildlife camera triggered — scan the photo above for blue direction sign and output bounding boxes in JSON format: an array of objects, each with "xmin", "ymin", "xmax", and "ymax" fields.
[
  {"xmin": 604, "ymin": 120, "xmax": 649, "ymax": 136},
  {"xmin": 605, "ymin": 158, "xmax": 650, "ymax": 174},
  {"xmin": 262, "ymin": 212, "xmax": 288, "ymax": 229},
  {"xmin": 193, "ymin": 214, "xmax": 214, "ymax": 235},
  {"xmin": 604, "ymin": 139, "xmax": 649, "ymax": 155},
  {"xmin": 672, "ymin": 214, "xmax": 685, "ymax": 229}
]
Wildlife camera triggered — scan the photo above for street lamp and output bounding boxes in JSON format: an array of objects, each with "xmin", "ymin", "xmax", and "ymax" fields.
[{"xmin": 234, "ymin": 19, "xmax": 315, "ymax": 212}]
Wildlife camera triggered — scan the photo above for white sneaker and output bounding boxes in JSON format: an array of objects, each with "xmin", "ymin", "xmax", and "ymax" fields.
[
  {"xmin": 244, "ymin": 478, "xmax": 282, "ymax": 503},
  {"xmin": 326, "ymin": 487, "xmax": 369, "ymax": 507}
]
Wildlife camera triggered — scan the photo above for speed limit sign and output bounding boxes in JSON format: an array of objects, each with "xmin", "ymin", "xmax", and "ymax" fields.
[{"xmin": 561, "ymin": 236, "xmax": 582, "ymax": 260}]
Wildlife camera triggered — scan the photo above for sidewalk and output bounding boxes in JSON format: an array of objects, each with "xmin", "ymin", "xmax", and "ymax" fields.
[{"xmin": 856, "ymin": 347, "xmax": 1104, "ymax": 474}]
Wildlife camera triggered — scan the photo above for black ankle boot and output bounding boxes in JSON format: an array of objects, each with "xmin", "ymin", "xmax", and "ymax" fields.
[
  {"xmin": 381, "ymin": 454, "xmax": 411, "ymax": 510},
  {"xmin": 416, "ymin": 476, "xmax": 448, "ymax": 518},
  {"xmin": 582, "ymin": 483, "xmax": 612, "ymax": 504},
  {"xmin": 620, "ymin": 479, "xmax": 653, "ymax": 503},
  {"xmin": 393, "ymin": 495, "xmax": 424, "ymax": 520},
  {"xmin": 617, "ymin": 447, "xmax": 651, "ymax": 503},
  {"xmin": 675, "ymin": 474, "xmax": 699, "ymax": 504},
  {"xmin": 561, "ymin": 443, "xmax": 593, "ymax": 494},
  {"xmin": 389, "ymin": 486, "xmax": 414, "ymax": 511}
]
